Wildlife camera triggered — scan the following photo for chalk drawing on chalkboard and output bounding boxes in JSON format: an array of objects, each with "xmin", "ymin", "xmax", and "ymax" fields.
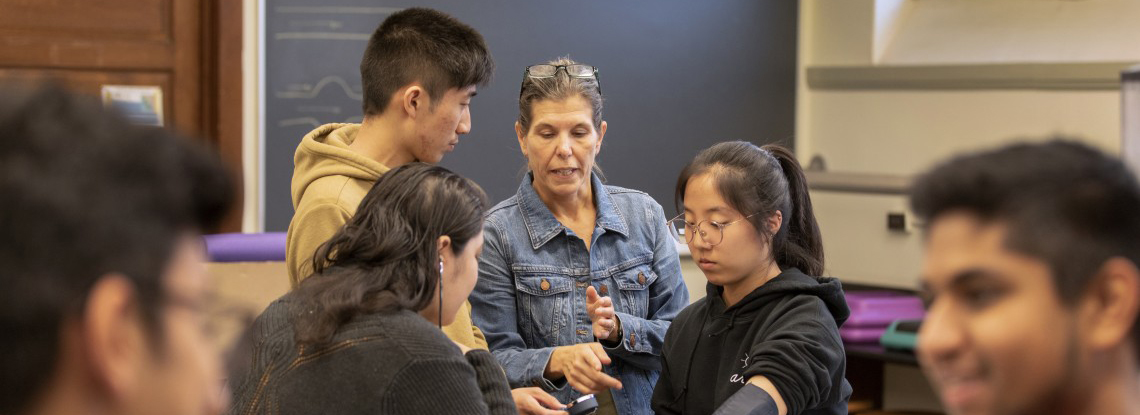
[
  {"xmin": 275, "ymin": 6, "xmax": 401, "ymax": 15},
  {"xmin": 296, "ymin": 105, "xmax": 341, "ymax": 114},
  {"xmin": 278, "ymin": 116, "xmax": 366, "ymax": 128},
  {"xmin": 275, "ymin": 32, "xmax": 370, "ymax": 41},
  {"xmin": 279, "ymin": 117, "xmax": 323, "ymax": 128},
  {"xmin": 275, "ymin": 76, "xmax": 363, "ymax": 101},
  {"xmin": 288, "ymin": 20, "xmax": 345, "ymax": 30}
]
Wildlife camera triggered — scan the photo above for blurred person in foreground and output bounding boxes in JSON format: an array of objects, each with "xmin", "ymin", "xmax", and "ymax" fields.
[
  {"xmin": 0, "ymin": 84, "xmax": 234, "ymax": 415},
  {"xmin": 911, "ymin": 140, "xmax": 1140, "ymax": 415}
]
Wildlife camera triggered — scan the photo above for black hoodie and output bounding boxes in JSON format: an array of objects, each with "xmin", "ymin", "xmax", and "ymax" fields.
[{"xmin": 651, "ymin": 268, "xmax": 852, "ymax": 415}]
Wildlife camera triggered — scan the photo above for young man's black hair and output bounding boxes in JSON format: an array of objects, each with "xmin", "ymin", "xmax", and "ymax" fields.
[{"xmin": 359, "ymin": 7, "xmax": 495, "ymax": 116}]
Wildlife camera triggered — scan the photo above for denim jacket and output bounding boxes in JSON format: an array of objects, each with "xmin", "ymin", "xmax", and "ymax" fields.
[{"xmin": 471, "ymin": 172, "xmax": 688, "ymax": 415}]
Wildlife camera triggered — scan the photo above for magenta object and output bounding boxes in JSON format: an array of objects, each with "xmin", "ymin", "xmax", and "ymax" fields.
[
  {"xmin": 843, "ymin": 291, "xmax": 926, "ymax": 327},
  {"xmin": 839, "ymin": 326, "xmax": 889, "ymax": 343}
]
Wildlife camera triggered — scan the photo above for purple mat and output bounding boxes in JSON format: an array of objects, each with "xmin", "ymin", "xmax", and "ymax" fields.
[
  {"xmin": 844, "ymin": 291, "xmax": 926, "ymax": 327},
  {"xmin": 840, "ymin": 326, "xmax": 889, "ymax": 343},
  {"xmin": 202, "ymin": 232, "xmax": 287, "ymax": 262}
]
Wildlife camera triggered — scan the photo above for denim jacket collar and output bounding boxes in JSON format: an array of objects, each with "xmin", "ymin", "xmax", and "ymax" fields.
[{"xmin": 516, "ymin": 171, "xmax": 629, "ymax": 250}]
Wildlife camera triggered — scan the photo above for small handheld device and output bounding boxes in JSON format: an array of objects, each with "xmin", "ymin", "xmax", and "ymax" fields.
[{"xmin": 567, "ymin": 394, "xmax": 599, "ymax": 415}]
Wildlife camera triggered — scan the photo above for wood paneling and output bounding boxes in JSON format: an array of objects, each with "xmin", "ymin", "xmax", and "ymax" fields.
[
  {"xmin": 0, "ymin": 0, "xmax": 173, "ymax": 70},
  {"xmin": 170, "ymin": 0, "xmax": 201, "ymax": 136},
  {"xmin": 0, "ymin": 39, "xmax": 174, "ymax": 69},
  {"xmin": 0, "ymin": 68, "xmax": 172, "ymax": 119},
  {"xmin": 204, "ymin": 0, "xmax": 245, "ymax": 232},
  {"xmin": 0, "ymin": 0, "xmax": 169, "ymax": 39},
  {"xmin": 0, "ymin": 0, "xmax": 243, "ymax": 232}
]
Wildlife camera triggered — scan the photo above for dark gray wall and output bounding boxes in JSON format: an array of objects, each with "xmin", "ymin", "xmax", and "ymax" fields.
[{"xmin": 264, "ymin": 0, "xmax": 798, "ymax": 231}]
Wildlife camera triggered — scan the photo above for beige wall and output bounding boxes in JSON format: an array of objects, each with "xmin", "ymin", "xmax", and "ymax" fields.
[
  {"xmin": 242, "ymin": 0, "xmax": 262, "ymax": 232},
  {"xmin": 797, "ymin": 4, "xmax": 1140, "ymax": 410},
  {"xmin": 798, "ymin": 0, "xmax": 1139, "ymax": 289},
  {"xmin": 881, "ymin": 0, "xmax": 1140, "ymax": 65}
]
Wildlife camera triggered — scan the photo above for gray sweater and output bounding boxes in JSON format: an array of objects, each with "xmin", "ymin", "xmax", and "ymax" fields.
[{"xmin": 226, "ymin": 295, "xmax": 516, "ymax": 415}]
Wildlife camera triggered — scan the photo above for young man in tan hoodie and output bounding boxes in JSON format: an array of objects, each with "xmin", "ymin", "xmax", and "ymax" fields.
[{"xmin": 287, "ymin": 8, "xmax": 493, "ymax": 349}]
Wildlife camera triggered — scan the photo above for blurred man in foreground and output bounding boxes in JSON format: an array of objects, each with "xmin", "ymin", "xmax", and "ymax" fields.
[{"xmin": 0, "ymin": 84, "xmax": 234, "ymax": 415}]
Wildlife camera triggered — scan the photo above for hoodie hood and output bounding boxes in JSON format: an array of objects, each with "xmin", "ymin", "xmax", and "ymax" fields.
[
  {"xmin": 290, "ymin": 123, "xmax": 389, "ymax": 208},
  {"xmin": 705, "ymin": 268, "xmax": 850, "ymax": 329}
]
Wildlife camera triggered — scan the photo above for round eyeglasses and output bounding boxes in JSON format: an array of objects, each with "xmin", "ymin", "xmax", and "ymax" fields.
[{"xmin": 668, "ymin": 213, "xmax": 759, "ymax": 246}]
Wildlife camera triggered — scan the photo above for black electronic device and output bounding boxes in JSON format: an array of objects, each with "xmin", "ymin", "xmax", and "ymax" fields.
[{"xmin": 567, "ymin": 394, "xmax": 599, "ymax": 415}]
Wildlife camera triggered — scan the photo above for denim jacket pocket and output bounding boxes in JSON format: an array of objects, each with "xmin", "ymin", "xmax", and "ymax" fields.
[
  {"xmin": 615, "ymin": 265, "xmax": 658, "ymax": 316},
  {"xmin": 514, "ymin": 273, "xmax": 574, "ymax": 345}
]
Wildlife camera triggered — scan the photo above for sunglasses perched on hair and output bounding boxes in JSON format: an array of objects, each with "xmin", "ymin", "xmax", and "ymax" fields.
[{"xmin": 520, "ymin": 64, "xmax": 602, "ymax": 95}]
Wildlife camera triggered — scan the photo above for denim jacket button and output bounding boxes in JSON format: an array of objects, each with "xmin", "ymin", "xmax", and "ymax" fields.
[
  {"xmin": 630, "ymin": 332, "xmax": 637, "ymax": 345},
  {"xmin": 599, "ymin": 285, "xmax": 609, "ymax": 295},
  {"xmin": 540, "ymin": 279, "xmax": 550, "ymax": 291},
  {"xmin": 637, "ymin": 272, "xmax": 646, "ymax": 285},
  {"xmin": 577, "ymin": 329, "xmax": 588, "ymax": 336},
  {"xmin": 576, "ymin": 281, "xmax": 588, "ymax": 288}
]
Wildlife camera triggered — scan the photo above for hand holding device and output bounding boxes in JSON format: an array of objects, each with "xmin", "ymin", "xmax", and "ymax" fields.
[
  {"xmin": 511, "ymin": 387, "xmax": 568, "ymax": 415},
  {"xmin": 545, "ymin": 343, "xmax": 622, "ymax": 394},
  {"xmin": 566, "ymin": 394, "xmax": 599, "ymax": 415}
]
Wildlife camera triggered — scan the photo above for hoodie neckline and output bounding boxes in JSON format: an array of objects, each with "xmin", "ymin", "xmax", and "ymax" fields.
[{"xmin": 703, "ymin": 268, "xmax": 850, "ymax": 324}]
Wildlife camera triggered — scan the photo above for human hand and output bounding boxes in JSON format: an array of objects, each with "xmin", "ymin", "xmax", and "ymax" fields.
[
  {"xmin": 545, "ymin": 343, "xmax": 623, "ymax": 394},
  {"xmin": 586, "ymin": 286, "xmax": 621, "ymax": 342},
  {"xmin": 511, "ymin": 387, "xmax": 568, "ymax": 415}
]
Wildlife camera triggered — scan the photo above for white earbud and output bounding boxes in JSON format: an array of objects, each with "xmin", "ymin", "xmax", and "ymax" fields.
[{"xmin": 437, "ymin": 260, "xmax": 444, "ymax": 329}]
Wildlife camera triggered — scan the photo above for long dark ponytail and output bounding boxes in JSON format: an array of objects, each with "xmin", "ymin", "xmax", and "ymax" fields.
[
  {"xmin": 292, "ymin": 163, "xmax": 488, "ymax": 346},
  {"xmin": 675, "ymin": 141, "xmax": 824, "ymax": 276}
]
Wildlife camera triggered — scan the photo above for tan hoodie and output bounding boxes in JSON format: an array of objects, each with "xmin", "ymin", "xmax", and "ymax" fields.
[{"xmin": 285, "ymin": 123, "xmax": 487, "ymax": 350}]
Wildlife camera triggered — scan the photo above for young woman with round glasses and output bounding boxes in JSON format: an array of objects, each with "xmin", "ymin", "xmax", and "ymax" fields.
[{"xmin": 651, "ymin": 141, "xmax": 852, "ymax": 415}]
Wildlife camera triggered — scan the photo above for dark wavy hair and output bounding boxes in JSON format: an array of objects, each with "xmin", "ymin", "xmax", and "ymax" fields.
[
  {"xmin": 291, "ymin": 163, "xmax": 488, "ymax": 345},
  {"xmin": 675, "ymin": 141, "xmax": 824, "ymax": 276}
]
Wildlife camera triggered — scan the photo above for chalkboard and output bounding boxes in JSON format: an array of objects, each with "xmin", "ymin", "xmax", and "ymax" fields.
[{"xmin": 263, "ymin": 0, "xmax": 797, "ymax": 231}]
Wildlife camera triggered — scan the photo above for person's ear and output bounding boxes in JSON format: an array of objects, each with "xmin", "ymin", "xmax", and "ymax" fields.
[
  {"xmin": 83, "ymin": 274, "xmax": 148, "ymax": 401},
  {"xmin": 515, "ymin": 122, "xmax": 528, "ymax": 157},
  {"xmin": 402, "ymin": 85, "xmax": 427, "ymax": 118},
  {"xmin": 1079, "ymin": 257, "xmax": 1140, "ymax": 352},
  {"xmin": 436, "ymin": 235, "xmax": 454, "ymax": 265},
  {"xmin": 595, "ymin": 120, "xmax": 607, "ymax": 156},
  {"xmin": 766, "ymin": 211, "xmax": 783, "ymax": 235}
]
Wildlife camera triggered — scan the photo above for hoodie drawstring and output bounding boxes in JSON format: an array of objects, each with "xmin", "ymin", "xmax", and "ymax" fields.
[{"xmin": 707, "ymin": 306, "xmax": 742, "ymax": 337}]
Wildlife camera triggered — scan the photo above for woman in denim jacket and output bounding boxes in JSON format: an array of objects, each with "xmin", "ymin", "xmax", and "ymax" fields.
[{"xmin": 470, "ymin": 58, "xmax": 689, "ymax": 415}]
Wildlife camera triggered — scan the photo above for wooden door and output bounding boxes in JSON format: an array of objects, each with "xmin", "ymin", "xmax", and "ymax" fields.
[{"xmin": 0, "ymin": 0, "xmax": 244, "ymax": 232}]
